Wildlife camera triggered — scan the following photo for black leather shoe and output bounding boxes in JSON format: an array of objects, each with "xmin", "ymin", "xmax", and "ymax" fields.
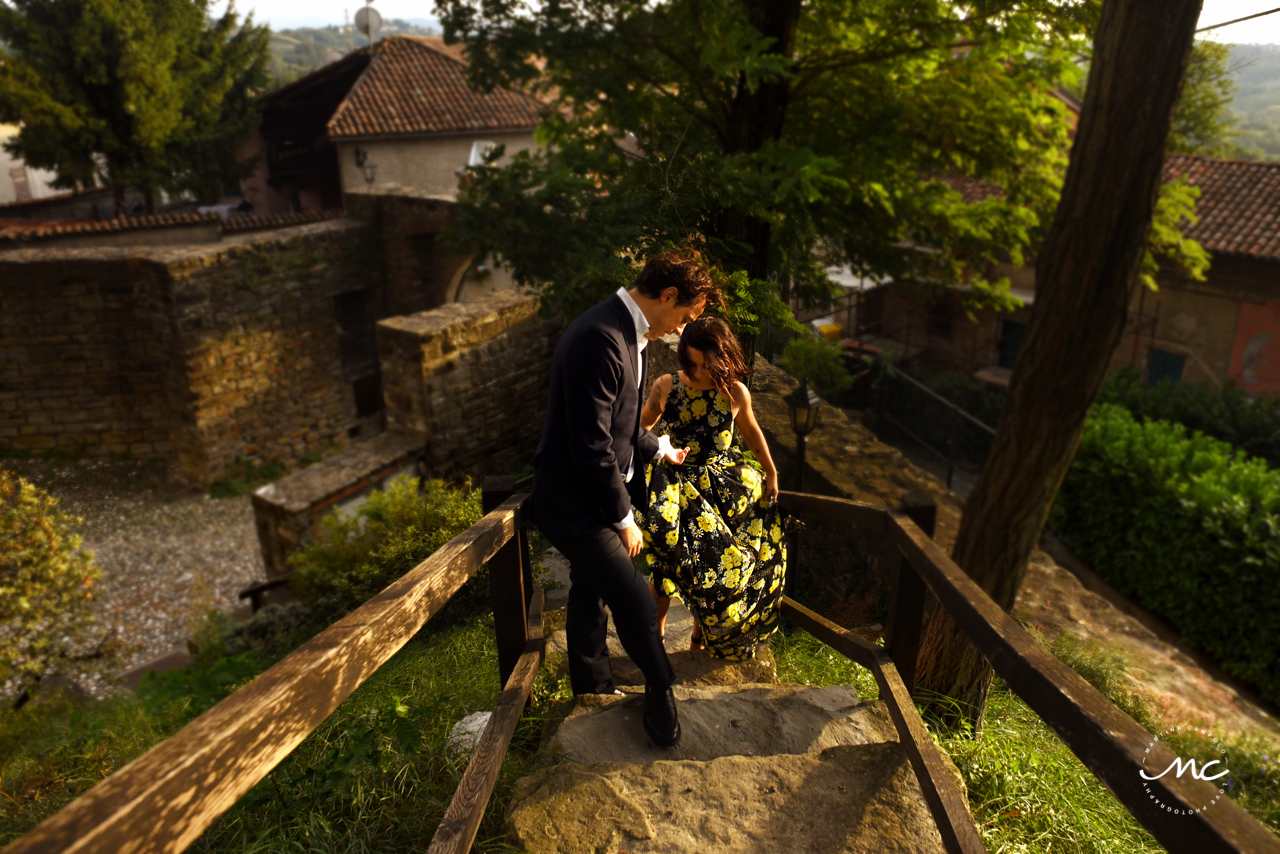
[{"xmin": 643, "ymin": 685, "xmax": 681, "ymax": 748}]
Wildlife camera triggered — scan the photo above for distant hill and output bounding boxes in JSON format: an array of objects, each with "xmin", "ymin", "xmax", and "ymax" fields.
[
  {"xmin": 268, "ymin": 19, "xmax": 440, "ymax": 87},
  {"xmin": 1227, "ymin": 43, "xmax": 1280, "ymax": 161}
]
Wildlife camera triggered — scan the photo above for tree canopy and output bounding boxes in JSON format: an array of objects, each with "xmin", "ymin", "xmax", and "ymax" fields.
[
  {"xmin": 1168, "ymin": 39, "xmax": 1255, "ymax": 158},
  {"xmin": 439, "ymin": 0, "xmax": 1204, "ymax": 326},
  {"xmin": 0, "ymin": 0, "xmax": 271, "ymax": 210}
]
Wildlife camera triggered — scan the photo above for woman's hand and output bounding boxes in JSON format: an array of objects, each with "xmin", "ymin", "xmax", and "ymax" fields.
[
  {"xmin": 764, "ymin": 470, "xmax": 779, "ymax": 503},
  {"xmin": 656, "ymin": 434, "xmax": 689, "ymax": 465}
]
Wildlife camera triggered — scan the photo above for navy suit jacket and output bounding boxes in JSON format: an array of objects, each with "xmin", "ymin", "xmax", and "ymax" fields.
[{"xmin": 530, "ymin": 294, "xmax": 660, "ymax": 537}]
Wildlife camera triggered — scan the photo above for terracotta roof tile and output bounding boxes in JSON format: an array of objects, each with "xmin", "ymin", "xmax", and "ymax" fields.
[
  {"xmin": 221, "ymin": 208, "xmax": 344, "ymax": 233},
  {"xmin": 326, "ymin": 36, "xmax": 543, "ymax": 140},
  {"xmin": 0, "ymin": 212, "xmax": 220, "ymax": 243},
  {"xmin": 939, "ymin": 155, "xmax": 1280, "ymax": 263},
  {"xmin": 1164, "ymin": 154, "xmax": 1280, "ymax": 263}
]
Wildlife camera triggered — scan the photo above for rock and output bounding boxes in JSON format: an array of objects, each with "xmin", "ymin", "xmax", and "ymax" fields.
[
  {"xmin": 508, "ymin": 743, "xmax": 952, "ymax": 853},
  {"xmin": 538, "ymin": 546, "xmax": 572, "ymax": 611},
  {"xmin": 446, "ymin": 711, "xmax": 491, "ymax": 756},
  {"xmin": 549, "ymin": 684, "xmax": 897, "ymax": 766}
]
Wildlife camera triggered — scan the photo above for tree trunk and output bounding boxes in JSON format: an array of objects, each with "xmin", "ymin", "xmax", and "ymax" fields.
[{"xmin": 913, "ymin": 0, "xmax": 1204, "ymax": 731}]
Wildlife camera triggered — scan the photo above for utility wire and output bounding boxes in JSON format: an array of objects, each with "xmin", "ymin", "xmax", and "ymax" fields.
[{"xmin": 1196, "ymin": 5, "xmax": 1280, "ymax": 33}]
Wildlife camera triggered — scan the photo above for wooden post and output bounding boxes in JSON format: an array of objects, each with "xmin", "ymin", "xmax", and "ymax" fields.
[
  {"xmin": 887, "ymin": 492, "xmax": 935, "ymax": 694},
  {"xmin": 482, "ymin": 476, "xmax": 527, "ymax": 690}
]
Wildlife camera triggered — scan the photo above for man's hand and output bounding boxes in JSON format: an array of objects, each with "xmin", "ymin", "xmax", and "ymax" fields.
[
  {"xmin": 656, "ymin": 434, "xmax": 690, "ymax": 465},
  {"xmin": 620, "ymin": 523, "xmax": 644, "ymax": 557}
]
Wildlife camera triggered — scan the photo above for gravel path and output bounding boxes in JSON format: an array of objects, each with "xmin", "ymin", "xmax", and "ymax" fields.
[{"xmin": 3, "ymin": 458, "xmax": 267, "ymax": 682}]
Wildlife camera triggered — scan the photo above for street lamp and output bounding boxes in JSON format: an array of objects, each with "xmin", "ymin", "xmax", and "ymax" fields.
[
  {"xmin": 783, "ymin": 378, "xmax": 822, "ymax": 491},
  {"xmin": 354, "ymin": 148, "xmax": 378, "ymax": 185}
]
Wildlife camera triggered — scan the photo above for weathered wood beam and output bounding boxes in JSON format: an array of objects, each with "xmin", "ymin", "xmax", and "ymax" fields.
[
  {"xmin": 890, "ymin": 515, "xmax": 1280, "ymax": 854},
  {"xmin": 2, "ymin": 497, "xmax": 522, "ymax": 854}
]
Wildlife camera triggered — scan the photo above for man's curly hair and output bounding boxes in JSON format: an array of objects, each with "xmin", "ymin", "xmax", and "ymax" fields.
[{"xmin": 632, "ymin": 248, "xmax": 725, "ymax": 312}]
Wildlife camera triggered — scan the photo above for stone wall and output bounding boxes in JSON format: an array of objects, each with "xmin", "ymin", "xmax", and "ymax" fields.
[
  {"xmin": 0, "ymin": 256, "xmax": 178, "ymax": 457},
  {"xmin": 376, "ymin": 289, "xmax": 560, "ymax": 480},
  {"xmin": 0, "ymin": 219, "xmax": 393, "ymax": 485}
]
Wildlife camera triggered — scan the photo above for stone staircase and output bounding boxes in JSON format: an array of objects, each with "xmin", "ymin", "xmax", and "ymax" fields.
[{"xmin": 502, "ymin": 550, "xmax": 969, "ymax": 853}]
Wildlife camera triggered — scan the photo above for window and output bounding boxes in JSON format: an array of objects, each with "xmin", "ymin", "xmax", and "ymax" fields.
[
  {"xmin": 857, "ymin": 286, "xmax": 885, "ymax": 335},
  {"xmin": 927, "ymin": 296, "xmax": 958, "ymax": 339},
  {"xmin": 1147, "ymin": 348, "xmax": 1186, "ymax": 385},
  {"xmin": 997, "ymin": 320, "xmax": 1026, "ymax": 369}
]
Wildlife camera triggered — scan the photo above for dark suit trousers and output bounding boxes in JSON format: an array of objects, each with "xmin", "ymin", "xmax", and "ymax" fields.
[{"xmin": 545, "ymin": 525, "xmax": 676, "ymax": 695}]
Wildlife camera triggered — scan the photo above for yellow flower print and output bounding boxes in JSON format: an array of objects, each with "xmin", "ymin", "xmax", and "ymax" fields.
[
  {"xmin": 737, "ymin": 495, "xmax": 749, "ymax": 515},
  {"xmin": 662, "ymin": 578, "xmax": 680, "ymax": 597},
  {"xmin": 702, "ymin": 570, "xmax": 716, "ymax": 586},
  {"xmin": 759, "ymin": 543, "xmax": 774, "ymax": 563},
  {"xmin": 708, "ymin": 414, "xmax": 721, "ymax": 427},
  {"xmin": 691, "ymin": 399, "xmax": 708, "ymax": 417},
  {"xmin": 698, "ymin": 472, "xmax": 711, "ymax": 490},
  {"xmin": 720, "ymin": 545, "xmax": 744, "ymax": 569},
  {"xmin": 725, "ymin": 567, "xmax": 742, "ymax": 589},
  {"xmin": 714, "ymin": 394, "xmax": 731, "ymax": 414},
  {"xmin": 660, "ymin": 502, "xmax": 679, "ymax": 524},
  {"xmin": 645, "ymin": 553, "xmax": 656, "ymax": 566},
  {"xmin": 665, "ymin": 529, "xmax": 679, "ymax": 546},
  {"xmin": 714, "ymin": 430, "xmax": 732, "ymax": 450},
  {"xmin": 741, "ymin": 467, "xmax": 761, "ymax": 489},
  {"xmin": 687, "ymin": 440, "xmax": 701, "ymax": 457},
  {"xmin": 697, "ymin": 511, "xmax": 717, "ymax": 533},
  {"xmin": 770, "ymin": 523, "xmax": 782, "ymax": 543},
  {"xmin": 682, "ymin": 481, "xmax": 699, "ymax": 500},
  {"xmin": 748, "ymin": 518, "xmax": 764, "ymax": 538},
  {"xmin": 650, "ymin": 491, "xmax": 659, "ymax": 506},
  {"xmin": 665, "ymin": 483, "xmax": 681, "ymax": 504},
  {"xmin": 769, "ymin": 577, "xmax": 781, "ymax": 593},
  {"xmin": 680, "ymin": 409, "xmax": 693, "ymax": 423},
  {"xmin": 687, "ymin": 387, "xmax": 704, "ymax": 398},
  {"xmin": 642, "ymin": 528, "xmax": 652, "ymax": 545},
  {"xmin": 724, "ymin": 600, "xmax": 746, "ymax": 625},
  {"xmin": 704, "ymin": 613, "xmax": 719, "ymax": 626}
]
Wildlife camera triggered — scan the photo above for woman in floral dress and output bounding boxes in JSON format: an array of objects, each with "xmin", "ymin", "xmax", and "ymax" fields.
[{"xmin": 638, "ymin": 317, "xmax": 789, "ymax": 660}]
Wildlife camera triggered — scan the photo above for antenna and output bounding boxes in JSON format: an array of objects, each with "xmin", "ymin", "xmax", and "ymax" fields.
[
  {"xmin": 355, "ymin": 0, "xmax": 380, "ymax": 48},
  {"xmin": 345, "ymin": 8, "xmax": 352, "ymax": 52}
]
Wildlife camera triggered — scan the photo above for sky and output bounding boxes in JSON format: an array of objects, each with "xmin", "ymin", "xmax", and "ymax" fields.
[{"xmin": 210, "ymin": 0, "xmax": 1280, "ymax": 40}]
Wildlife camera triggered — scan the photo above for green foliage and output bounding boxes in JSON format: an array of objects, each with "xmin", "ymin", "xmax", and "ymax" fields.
[
  {"xmin": 1226, "ymin": 43, "xmax": 1280, "ymax": 161},
  {"xmin": 1050, "ymin": 404, "xmax": 1280, "ymax": 704},
  {"xmin": 1142, "ymin": 177, "xmax": 1210, "ymax": 291},
  {"xmin": 1098, "ymin": 366, "xmax": 1280, "ymax": 469},
  {"xmin": 0, "ymin": 0, "xmax": 271, "ymax": 206},
  {"xmin": 208, "ymin": 457, "xmax": 287, "ymax": 498},
  {"xmin": 266, "ymin": 20, "xmax": 439, "ymax": 86},
  {"xmin": 441, "ymin": 0, "xmax": 1105, "ymax": 321},
  {"xmin": 1168, "ymin": 40, "xmax": 1255, "ymax": 158},
  {"xmin": 291, "ymin": 476, "xmax": 483, "ymax": 614},
  {"xmin": 0, "ymin": 470, "xmax": 102, "ymax": 700},
  {"xmin": 777, "ymin": 336, "xmax": 853, "ymax": 401}
]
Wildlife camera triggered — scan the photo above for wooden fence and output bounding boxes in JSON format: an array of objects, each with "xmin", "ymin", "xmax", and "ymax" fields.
[{"xmin": 5, "ymin": 480, "xmax": 1278, "ymax": 853}]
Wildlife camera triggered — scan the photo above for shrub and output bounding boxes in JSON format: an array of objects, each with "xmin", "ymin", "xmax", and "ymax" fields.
[
  {"xmin": 0, "ymin": 470, "xmax": 104, "ymax": 704},
  {"xmin": 1098, "ymin": 366, "xmax": 1280, "ymax": 469},
  {"xmin": 1050, "ymin": 404, "xmax": 1280, "ymax": 704},
  {"xmin": 778, "ymin": 336, "xmax": 853, "ymax": 401},
  {"xmin": 291, "ymin": 477, "xmax": 484, "ymax": 615}
]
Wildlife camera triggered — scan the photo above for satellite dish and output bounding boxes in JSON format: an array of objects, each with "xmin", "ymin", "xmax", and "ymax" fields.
[
  {"xmin": 324, "ymin": 49, "xmax": 345, "ymax": 64},
  {"xmin": 355, "ymin": 6, "xmax": 382, "ymax": 38}
]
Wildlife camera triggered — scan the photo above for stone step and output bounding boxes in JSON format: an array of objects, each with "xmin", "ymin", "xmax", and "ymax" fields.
[
  {"xmin": 549, "ymin": 684, "xmax": 895, "ymax": 766},
  {"xmin": 508, "ymin": 742, "xmax": 956, "ymax": 853}
]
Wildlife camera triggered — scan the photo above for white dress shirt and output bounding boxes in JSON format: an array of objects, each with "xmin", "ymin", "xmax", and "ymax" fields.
[{"xmin": 613, "ymin": 288, "xmax": 649, "ymax": 531}]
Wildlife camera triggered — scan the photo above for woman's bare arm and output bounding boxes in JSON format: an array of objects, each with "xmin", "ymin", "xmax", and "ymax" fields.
[
  {"xmin": 730, "ymin": 382, "xmax": 779, "ymax": 501},
  {"xmin": 641, "ymin": 374, "xmax": 674, "ymax": 430}
]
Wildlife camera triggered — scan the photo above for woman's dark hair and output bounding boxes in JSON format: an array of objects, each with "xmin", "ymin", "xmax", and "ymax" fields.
[
  {"xmin": 633, "ymin": 248, "xmax": 725, "ymax": 312},
  {"xmin": 677, "ymin": 317, "xmax": 751, "ymax": 399}
]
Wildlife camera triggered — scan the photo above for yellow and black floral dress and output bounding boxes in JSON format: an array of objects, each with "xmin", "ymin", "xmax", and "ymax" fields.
[{"xmin": 640, "ymin": 375, "xmax": 788, "ymax": 660}]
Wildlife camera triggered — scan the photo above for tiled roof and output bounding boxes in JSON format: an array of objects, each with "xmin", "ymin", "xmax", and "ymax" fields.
[
  {"xmin": 938, "ymin": 155, "xmax": 1280, "ymax": 263},
  {"xmin": 1163, "ymin": 154, "xmax": 1280, "ymax": 263},
  {"xmin": 221, "ymin": 208, "xmax": 344, "ymax": 233},
  {"xmin": 0, "ymin": 212, "xmax": 221, "ymax": 243},
  {"xmin": 326, "ymin": 36, "xmax": 543, "ymax": 140}
]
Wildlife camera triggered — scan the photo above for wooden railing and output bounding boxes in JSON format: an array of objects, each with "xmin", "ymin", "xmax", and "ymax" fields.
[
  {"xmin": 2, "ymin": 476, "xmax": 542, "ymax": 854},
  {"xmin": 7, "ymin": 480, "xmax": 1279, "ymax": 854},
  {"xmin": 777, "ymin": 490, "xmax": 1280, "ymax": 854}
]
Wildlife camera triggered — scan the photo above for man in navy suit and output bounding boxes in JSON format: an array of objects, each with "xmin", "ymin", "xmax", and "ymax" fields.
[{"xmin": 530, "ymin": 249, "xmax": 720, "ymax": 748}]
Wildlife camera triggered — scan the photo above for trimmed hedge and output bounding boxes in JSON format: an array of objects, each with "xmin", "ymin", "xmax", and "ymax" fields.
[{"xmin": 1050, "ymin": 404, "xmax": 1280, "ymax": 704}]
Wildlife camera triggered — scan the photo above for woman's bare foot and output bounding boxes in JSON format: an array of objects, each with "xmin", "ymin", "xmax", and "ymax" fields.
[{"xmin": 690, "ymin": 630, "xmax": 705, "ymax": 652}]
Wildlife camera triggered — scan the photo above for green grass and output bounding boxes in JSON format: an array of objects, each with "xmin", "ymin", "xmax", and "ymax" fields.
[{"xmin": 208, "ymin": 457, "xmax": 288, "ymax": 498}]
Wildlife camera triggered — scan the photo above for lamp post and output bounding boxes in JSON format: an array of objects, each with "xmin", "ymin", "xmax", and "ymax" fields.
[
  {"xmin": 354, "ymin": 148, "xmax": 377, "ymax": 185},
  {"xmin": 784, "ymin": 378, "xmax": 822, "ymax": 491}
]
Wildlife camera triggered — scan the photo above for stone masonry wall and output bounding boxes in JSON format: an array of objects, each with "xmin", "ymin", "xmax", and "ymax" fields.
[
  {"xmin": 166, "ymin": 220, "xmax": 386, "ymax": 485},
  {"xmin": 0, "ymin": 256, "xmax": 179, "ymax": 457},
  {"xmin": 0, "ymin": 219, "xmax": 392, "ymax": 486},
  {"xmin": 377, "ymin": 290, "xmax": 560, "ymax": 480}
]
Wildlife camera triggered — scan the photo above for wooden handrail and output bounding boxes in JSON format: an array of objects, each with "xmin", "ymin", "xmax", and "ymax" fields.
[
  {"xmin": 780, "ymin": 489, "xmax": 1280, "ymax": 854},
  {"xmin": 2, "ymin": 496, "xmax": 524, "ymax": 854},
  {"xmin": 781, "ymin": 598, "xmax": 985, "ymax": 854},
  {"xmin": 428, "ymin": 586, "xmax": 546, "ymax": 854}
]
